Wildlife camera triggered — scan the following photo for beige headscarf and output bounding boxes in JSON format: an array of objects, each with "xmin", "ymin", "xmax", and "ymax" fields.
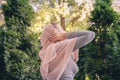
[{"xmin": 39, "ymin": 23, "xmax": 78, "ymax": 80}]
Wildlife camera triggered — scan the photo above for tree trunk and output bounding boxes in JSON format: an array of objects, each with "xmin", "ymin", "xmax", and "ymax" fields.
[
  {"xmin": 58, "ymin": 0, "xmax": 66, "ymax": 30},
  {"xmin": 60, "ymin": 15, "xmax": 65, "ymax": 30}
]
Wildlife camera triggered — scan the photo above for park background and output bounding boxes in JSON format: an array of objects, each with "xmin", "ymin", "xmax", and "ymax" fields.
[{"xmin": 0, "ymin": 0, "xmax": 120, "ymax": 80}]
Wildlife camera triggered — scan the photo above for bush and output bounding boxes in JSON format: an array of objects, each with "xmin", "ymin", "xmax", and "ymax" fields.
[
  {"xmin": 76, "ymin": 0, "xmax": 120, "ymax": 80},
  {"xmin": 0, "ymin": 0, "xmax": 42, "ymax": 79}
]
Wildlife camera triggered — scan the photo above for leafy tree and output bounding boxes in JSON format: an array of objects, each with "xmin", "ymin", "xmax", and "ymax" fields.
[
  {"xmin": 66, "ymin": 0, "xmax": 91, "ymax": 31},
  {"xmin": 29, "ymin": 0, "xmax": 90, "ymax": 34},
  {"xmin": 77, "ymin": 0, "xmax": 120, "ymax": 80},
  {"xmin": 0, "ymin": 0, "xmax": 41, "ymax": 79}
]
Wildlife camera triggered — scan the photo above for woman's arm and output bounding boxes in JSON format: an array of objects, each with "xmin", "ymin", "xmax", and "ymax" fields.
[
  {"xmin": 66, "ymin": 30, "xmax": 94, "ymax": 39},
  {"xmin": 68, "ymin": 31, "xmax": 95, "ymax": 51},
  {"xmin": 49, "ymin": 30, "xmax": 95, "ymax": 51}
]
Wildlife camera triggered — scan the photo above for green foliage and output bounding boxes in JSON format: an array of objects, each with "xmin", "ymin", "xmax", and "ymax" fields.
[
  {"xmin": 3, "ymin": 30, "xmax": 40, "ymax": 80},
  {"xmin": 91, "ymin": 0, "xmax": 119, "ymax": 27},
  {"xmin": 29, "ymin": 0, "xmax": 90, "ymax": 33},
  {"xmin": 2, "ymin": 0, "xmax": 34, "ymax": 28},
  {"xmin": 66, "ymin": 1, "xmax": 90, "ymax": 31},
  {"xmin": 77, "ymin": 0, "xmax": 120, "ymax": 80},
  {"xmin": 0, "ymin": 0, "xmax": 41, "ymax": 80}
]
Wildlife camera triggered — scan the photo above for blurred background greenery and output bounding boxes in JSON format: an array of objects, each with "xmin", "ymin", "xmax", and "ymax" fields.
[{"xmin": 0, "ymin": 0, "xmax": 120, "ymax": 80}]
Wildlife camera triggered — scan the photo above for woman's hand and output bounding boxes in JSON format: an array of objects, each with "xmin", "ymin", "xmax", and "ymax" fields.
[{"xmin": 49, "ymin": 32, "xmax": 67, "ymax": 42}]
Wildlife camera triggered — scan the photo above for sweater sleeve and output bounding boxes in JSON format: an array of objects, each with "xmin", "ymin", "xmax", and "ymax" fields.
[{"xmin": 66, "ymin": 30, "xmax": 95, "ymax": 51}]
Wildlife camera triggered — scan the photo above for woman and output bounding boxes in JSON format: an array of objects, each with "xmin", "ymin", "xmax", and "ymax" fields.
[{"xmin": 39, "ymin": 22, "xmax": 95, "ymax": 80}]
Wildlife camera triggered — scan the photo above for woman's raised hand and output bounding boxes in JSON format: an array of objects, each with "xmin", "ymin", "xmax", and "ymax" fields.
[{"xmin": 49, "ymin": 33, "xmax": 67, "ymax": 42}]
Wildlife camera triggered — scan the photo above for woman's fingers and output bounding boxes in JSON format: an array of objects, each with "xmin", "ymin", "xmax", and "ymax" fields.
[
  {"xmin": 49, "ymin": 33, "xmax": 58, "ymax": 42},
  {"xmin": 50, "ymin": 37, "xmax": 56, "ymax": 41},
  {"xmin": 49, "ymin": 33, "xmax": 65, "ymax": 42}
]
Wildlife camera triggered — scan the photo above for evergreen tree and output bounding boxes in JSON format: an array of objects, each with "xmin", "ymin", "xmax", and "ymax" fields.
[
  {"xmin": 0, "ymin": 0, "xmax": 41, "ymax": 79},
  {"xmin": 77, "ymin": 0, "xmax": 120, "ymax": 80}
]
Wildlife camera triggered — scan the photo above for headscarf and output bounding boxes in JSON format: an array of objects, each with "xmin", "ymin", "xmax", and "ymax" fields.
[{"xmin": 39, "ymin": 23, "xmax": 78, "ymax": 80}]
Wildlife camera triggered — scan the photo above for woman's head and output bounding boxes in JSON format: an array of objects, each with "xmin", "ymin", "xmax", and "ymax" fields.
[{"xmin": 41, "ymin": 23, "xmax": 65, "ymax": 47}]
